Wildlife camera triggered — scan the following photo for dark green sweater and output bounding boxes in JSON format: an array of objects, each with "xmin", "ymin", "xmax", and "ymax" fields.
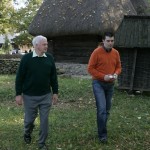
[{"xmin": 15, "ymin": 52, "xmax": 58, "ymax": 96}]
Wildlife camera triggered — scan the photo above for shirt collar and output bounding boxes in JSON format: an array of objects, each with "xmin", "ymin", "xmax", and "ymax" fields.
[{"xmin": 32, "ymin": 50, "xmax": 47, "ymax": 57}]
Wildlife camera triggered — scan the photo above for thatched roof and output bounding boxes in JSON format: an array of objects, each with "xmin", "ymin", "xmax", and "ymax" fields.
[
  {"xmin": 28, "ymin": 0, "xmax": 149, "ymax": 38},
  {"xmin": 115, "ymin": 15, "xmax": 150, "ymax": 48},
  {"xmin": 130, "ymin": 0, "xmax": 150, "ymax": 15}
]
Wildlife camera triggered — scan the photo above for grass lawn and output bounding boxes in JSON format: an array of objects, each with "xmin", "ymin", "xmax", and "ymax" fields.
[{"xmin": 0, "ymin": 75, "xmax": 149, "ymax": 150}]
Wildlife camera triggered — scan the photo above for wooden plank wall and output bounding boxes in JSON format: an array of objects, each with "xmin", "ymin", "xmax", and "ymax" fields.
[
  {"xmin": 49, "ymin": 35, "xmax": 100, "ymax": 64},
  {"xmin": 117, "ymin": 48, "xmax": 150, "ymax": 91}
]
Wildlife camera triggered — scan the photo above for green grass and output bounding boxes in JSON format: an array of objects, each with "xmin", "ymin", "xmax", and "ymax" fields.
[{"xmin": 0, "ymin": 75, "xmax": 150, "ymax": 150}]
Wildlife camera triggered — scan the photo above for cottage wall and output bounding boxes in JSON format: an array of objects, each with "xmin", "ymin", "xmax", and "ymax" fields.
[
  {"xmin": 48, "ymin": 35, "xmax": 100, "ymax": 64},
  {"xmin": 117, "ymin": 48, "xmax": 150, "ymax": 91},
  {"xmin": 133, "ymin": 49, "xmax": 150, "ymax": 91}
]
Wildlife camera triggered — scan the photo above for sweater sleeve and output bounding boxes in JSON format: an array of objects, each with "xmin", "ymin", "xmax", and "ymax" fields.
[
  {"xmin": 114, "ymin": 51, "xmax": 122, "ymax": 75},
  {"xmin": 50, "ymin": 57, "xmax": 58, "ymax": 94},
  {"xmin": 87, "ymin": 50, "xmax": 105, "ymax": 80},
  {"xmin": 15, "ymin": 56, "xmax": 27, "ymax": 96}
]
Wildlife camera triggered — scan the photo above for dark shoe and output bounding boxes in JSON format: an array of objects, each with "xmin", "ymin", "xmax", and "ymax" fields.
[
  {"xmin": 39, "ymin": 144, "xmax": 48, "ymax": 150},
  {"xmin": 99, "ymin": 137, "xmax": 108, "ymax": 144},
  {"xmin": 24, "ymin": 134, "xmax": 31, "ymax": 144}
]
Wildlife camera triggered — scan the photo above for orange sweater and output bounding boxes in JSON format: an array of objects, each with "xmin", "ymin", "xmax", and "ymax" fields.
[{"xmin": 88, "ymin": 47, "xmax": 121, "ymax": 82}]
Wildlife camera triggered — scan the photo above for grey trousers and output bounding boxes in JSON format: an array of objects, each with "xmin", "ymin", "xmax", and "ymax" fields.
[{"xmin": 23, "ymin": 93, "xmax": 52, "ymax": 145}]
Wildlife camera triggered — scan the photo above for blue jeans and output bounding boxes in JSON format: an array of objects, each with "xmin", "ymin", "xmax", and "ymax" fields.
[{"xmin": 92, "ymin": 80, "xmax": 114, "ymax": 139}]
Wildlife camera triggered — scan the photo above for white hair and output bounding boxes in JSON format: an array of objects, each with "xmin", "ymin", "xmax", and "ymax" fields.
[{"xmin": 32, "ymin": 35, "xmax": 47, "ymax": 47}]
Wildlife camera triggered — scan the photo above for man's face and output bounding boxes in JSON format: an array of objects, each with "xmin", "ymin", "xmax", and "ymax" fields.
[
  {"xmin": 103, "ymin": 36, "xmax": 114, "ymax": 50},
  {"xmin": 36, "ymin": 39, "xmax": 48, "ymax": 53}
]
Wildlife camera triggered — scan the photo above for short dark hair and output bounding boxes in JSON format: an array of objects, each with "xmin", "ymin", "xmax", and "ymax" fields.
[{"xmin": 102, "ymin": 31, "xmax": 114, "ymax": 40}]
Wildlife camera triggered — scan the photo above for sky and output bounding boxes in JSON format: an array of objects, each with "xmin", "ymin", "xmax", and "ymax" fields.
[{"xmin": 13, "ymin": 0, "xmax": 26, "ymax": 9}]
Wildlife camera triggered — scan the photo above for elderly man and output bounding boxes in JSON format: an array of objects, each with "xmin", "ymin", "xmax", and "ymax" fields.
[
  {"xmin": 15, "ymin": 35, "xmax": 58, "ymax": 150},
  {"xmin": 88, "ymin": 31, "xmax": 121, "ymax": 143}
]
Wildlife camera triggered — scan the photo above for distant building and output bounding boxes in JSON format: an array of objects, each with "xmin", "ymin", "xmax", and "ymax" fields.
[
  {"xmin": 0, "ymin": 34, "xmax": 32, "ymax": 53},
  {"xmin": 0, "ymin": 34, "xmax": 16, "ymax": 48}
]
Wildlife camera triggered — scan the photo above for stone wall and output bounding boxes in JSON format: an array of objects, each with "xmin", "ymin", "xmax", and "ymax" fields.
[
  {"xmin": 0, "ymin": 59, "xmax": 20, "ymax": 74},
  {"xmin": 56, "ymin": 63, "xmax": 89, "ymax": 76},
  {"xmin": 0, "ymin": 59, "xmax": 90, "ymax": 76}
]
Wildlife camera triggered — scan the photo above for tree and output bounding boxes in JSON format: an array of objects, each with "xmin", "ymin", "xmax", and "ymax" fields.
[
  {"xmin": 0, "ymin": 0, "xmax": 15, "ymax": 33},
  {"xmin": 11, "ymin": 0, "xmax": 42, "ymax": 46},
  {"xmin": 0, "ymin": 0, "xmax": 42, "ymax": 47},
  {"xmin": 2, "ymin": 35, "xmax": 12, "ymax": 54}
]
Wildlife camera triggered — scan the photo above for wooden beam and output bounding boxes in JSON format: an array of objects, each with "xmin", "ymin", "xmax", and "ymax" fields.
[{"xmin": 129, "ymin": 49, "xmax": 137, "ymax": 91}]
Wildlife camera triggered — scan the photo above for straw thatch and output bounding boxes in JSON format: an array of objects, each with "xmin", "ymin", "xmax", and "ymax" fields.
[
  {"xmin": 29, "ymin": 0, "xmax": 139, "ymax": 38},
  {"xmin": 130, "ymin": 0, "xmax": 150, "ymax": 15}
]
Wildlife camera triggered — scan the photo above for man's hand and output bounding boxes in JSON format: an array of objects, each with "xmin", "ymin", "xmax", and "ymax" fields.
[
  {"xmin": 113, "ymin": 73, "xmax": 118, "ymax": 80},
  {"xmin": 104, "ymin": 74, "xmax": 118, "ymax": 81},
  {"xmin": 15, "ymin": 95, "xmax": 23, "ymax": 106},
  {"xmin": 52, "ymin": 94, "xmax": 58, "ymax": 105},
  {"xmin": 104, "ymin": 74, "xmax": 112, "ymax": 81}
]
